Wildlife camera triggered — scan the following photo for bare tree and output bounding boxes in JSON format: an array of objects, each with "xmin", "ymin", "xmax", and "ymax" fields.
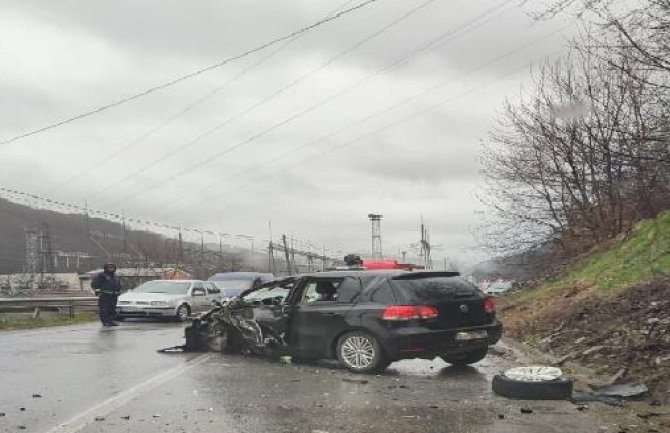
[{"xmin": 479, "ymin": 35, "xmax": 669, "ymax": 254}]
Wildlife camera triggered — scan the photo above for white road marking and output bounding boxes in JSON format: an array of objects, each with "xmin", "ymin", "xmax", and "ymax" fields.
[{"xmin": 45, "ymin": 353, "xmax": 212, "ymax": 433}]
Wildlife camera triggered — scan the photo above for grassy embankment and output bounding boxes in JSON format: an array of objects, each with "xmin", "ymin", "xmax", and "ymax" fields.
[
  {"xmin": 503, "ymin": 210, "xmax": 670, "ymax": 336},
  {"xmin": 0, "ymin": 312, "xmax": 98, "ymax": 331},
  {"xmin": 521, "ymin": 210, "xmax": 669, "ymax": 299}
]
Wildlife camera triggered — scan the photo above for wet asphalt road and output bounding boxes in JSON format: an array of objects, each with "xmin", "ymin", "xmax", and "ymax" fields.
[{"xmin": 1, "ymin": 321, "xmax": 612, "ymax": 433}]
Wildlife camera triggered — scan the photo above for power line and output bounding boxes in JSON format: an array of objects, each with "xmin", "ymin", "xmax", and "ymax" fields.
[
  {"xmin": 44, "ymin": 0, "xmax": 359, "ymax": 195},
  {"xmin": 155, "ymin": 18, "xmax": 569, "ymax": 219},
  {"xmin": 0, "ymin": 0, "xmax": 380, "ymax": 148},
  {"xmin": 221, "ymin": 60, "xmax": 557, "ymax": 197},
  {"xmin": 162, "ymin": 50, "xmax": 565, "ymax": 220},
  {"xmin": 0, "ymin": 186, "xmax": 342, "ymax": 261},
  {"xmin": 84, "ymin": 0, "xmax": 442, "ymax": 205},
  {"xmin": 98, "ymin": 0, "xmax": 516, "ymax": 210}
]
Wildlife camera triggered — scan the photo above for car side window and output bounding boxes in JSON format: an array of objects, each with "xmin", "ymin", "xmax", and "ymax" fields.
[
  {"xmin": 192, "ymin": 282, "xmax": 206, "ymax": 296},
  {"xmin": 337, "ymin": 277, "xmax": 362, "ymax": 304},
  {"xmin": 368, "ymin": 281, "xmax": 397, "ymax": 304},
  {"xmin": 300, "ymin": 279, "xmax": 342, "ymax": 304},
  {"xmin": 206, "ymin": 282, "xmax": 220, "ymax": 295}
]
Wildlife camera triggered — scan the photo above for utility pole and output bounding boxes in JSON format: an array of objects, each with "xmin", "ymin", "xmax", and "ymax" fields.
[
  {"xmin": 290, "ymin": 235, "xmax": 296, "ymax": 274},
  {"xmin": 268, "ymin": 241, "xmax": 274, "ymax": 274},
  {"xmin": 322, "ymin": 243, "xmax": 326, "ymax": 271},
  {"xmin": 282, "ymin": 234, "xmax": 292, "ymax": 276},
  {"xmin": 177, "ymin": 228, "xmax": 184, "ymax": 266},
  {"xmin": 122, "ymin": 212, "xmax": 127, "ymax": 255},
  {"xmin": 368, "ymin": 214, "xmax": 383, "ymax": 261}
]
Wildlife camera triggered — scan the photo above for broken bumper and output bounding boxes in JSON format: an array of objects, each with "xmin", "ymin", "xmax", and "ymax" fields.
[{"xmin": 381, "ymin": 321, "xmax": 503, "ymax": 360}]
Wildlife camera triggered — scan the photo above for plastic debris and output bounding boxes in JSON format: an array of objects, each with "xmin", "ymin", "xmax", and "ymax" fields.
[{"xmin": 590, "ymin": 383, "xmax": 649, "ymax": 398}]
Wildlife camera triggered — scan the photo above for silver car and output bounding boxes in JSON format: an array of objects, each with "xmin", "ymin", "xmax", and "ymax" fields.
[{"xmin": 116, "ymin": 280, "xmax": 220, "ymax": 322}]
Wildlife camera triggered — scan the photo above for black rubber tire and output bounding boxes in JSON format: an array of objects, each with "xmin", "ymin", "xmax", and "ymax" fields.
[
  {"xmin": 175, "ymin": 304, "xmax": 190, "ymax": 322},
  {"xmin": 440, "ymin": 348, "xmax": 488, "ymax": 366},
  {"xmin": 336, "ymin": 331, "xmax": 389, "ymax": 374},
  {"xmin": 492, "ymin": 374, "xmax": 573, "ymax": 400}
]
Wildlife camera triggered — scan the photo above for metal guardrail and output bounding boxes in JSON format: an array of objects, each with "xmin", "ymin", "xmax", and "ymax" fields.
[{"xmin": 0, "ymin": 297, "xmax": 98, "ymax": 317}]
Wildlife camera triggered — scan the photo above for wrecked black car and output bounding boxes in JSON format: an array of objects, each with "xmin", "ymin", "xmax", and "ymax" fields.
[{"xmin": 183, "ymin": 270, "xmax": 502, "ymax": 374}]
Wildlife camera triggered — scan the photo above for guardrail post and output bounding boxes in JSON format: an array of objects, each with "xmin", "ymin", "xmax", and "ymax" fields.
[{"xmin": 69, "ymin": 301, "xmax": 75, "ymax": 318}]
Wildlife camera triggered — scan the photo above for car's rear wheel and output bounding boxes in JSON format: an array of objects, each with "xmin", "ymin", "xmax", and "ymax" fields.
[
  {"xmin": 175, "ymin": 304, "xmax": 190, "ymax": 322},
  {"xmin": 336, "ymin": 331, "xmax": 389, "ymax": 374},
  {"xmin": 440, "ymin": 348, "xmax": 488, "ymax": 366}
]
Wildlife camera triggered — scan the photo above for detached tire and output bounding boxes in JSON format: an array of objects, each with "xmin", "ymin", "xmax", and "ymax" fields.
[
  {"xmin": 336, "ymin": 331, "xmax": 389, "ymax": 374},
  {"xmin": 440, "ymin": 348, "xmax": 488, "ymax": 366},
  {"xmin": 492, "ymin": 374, "xmax": 573, "ymax": 400}
]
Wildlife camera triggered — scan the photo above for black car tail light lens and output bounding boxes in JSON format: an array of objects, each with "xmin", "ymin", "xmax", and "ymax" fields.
[
  {"xmin": 382, "ymin": 305, "xmax": 438, "ymax": 321},
  {"xmin": 484, "ymin": 297, "xmax": 495, "ymax": 314}
]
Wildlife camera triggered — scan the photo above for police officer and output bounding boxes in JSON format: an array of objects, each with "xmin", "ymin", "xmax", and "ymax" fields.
[{"xmin": 91, "ymin": 263, "xmax": 122, "ymax": 327}]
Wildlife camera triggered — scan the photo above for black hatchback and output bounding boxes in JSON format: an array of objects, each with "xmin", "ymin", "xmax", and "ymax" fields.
[{"xmin": 186, "ymin": 270, "xmax": 502, "ymax": 374}]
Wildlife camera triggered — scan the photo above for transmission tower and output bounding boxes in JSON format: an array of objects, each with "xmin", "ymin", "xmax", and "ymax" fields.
[
  {"xmin": 419, "ymin": 217, "xmax": 432, "ymax": 269},
  {"xmin": 24, "ymin": 229, "xmax": 39, "ymax": 273},
  {"xmin": 368, "ymin": 214, "xmax": 383, "ymax": 261}
]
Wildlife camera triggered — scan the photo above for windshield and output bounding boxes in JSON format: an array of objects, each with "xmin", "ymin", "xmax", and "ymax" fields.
[
  {"xmin": 132, "ymin": 281, "xmax": 191, "ymax": 294},
  {"xmin": 241, "ymin": 285, "xmax": 291, "ymax": 303},
  {"xmin": 212, "ymin": 280, "xmax": 252, "ymax": 290}
]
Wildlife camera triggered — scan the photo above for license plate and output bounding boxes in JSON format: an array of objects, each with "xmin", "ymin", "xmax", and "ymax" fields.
[
  {"xmin": 455, "ymin": 330, "xmax": 488, "ymax": 341},
  {"xmin": 121, "ymin": 307, "xmax": 142, "ymax": 312}
]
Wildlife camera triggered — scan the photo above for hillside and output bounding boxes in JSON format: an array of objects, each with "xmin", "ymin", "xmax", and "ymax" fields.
[
  {"xmin": 501, "ymin": 211, "xmax": 670, "ymax": 400},
  {"xmin": 0, "ymin": 196, "xmax": 180, "ymax": 274}
]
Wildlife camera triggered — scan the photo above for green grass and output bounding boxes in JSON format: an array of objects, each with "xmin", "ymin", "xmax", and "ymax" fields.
[
  {"xmin": 525, "ymin": 210, "xmax": 670, "ymax": 298},
  {"xmin": 0, "ymin": 312, "xmax": 98, "ymax": 331}
]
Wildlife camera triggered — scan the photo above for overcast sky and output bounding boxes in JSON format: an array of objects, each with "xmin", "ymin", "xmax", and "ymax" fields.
[{"xmin": 0, "ymin": 0, "xmax": 576, "ymax": 266}]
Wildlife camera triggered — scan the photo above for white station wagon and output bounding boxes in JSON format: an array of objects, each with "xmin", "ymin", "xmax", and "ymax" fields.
[{"xmin": 116, "ymin": 280, "xmax": 221, "ymax": 322}]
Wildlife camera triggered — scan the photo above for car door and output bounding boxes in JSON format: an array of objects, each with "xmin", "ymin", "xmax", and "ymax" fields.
[
  {"xmin": 287, "ymin": 277, "xmax": 361, "ymax": 359},
  {"xmin": 239, "ymin": 280, "xmax": 296, "ymax": 345},
  {"xmin": 190, "ymin": 281, "xmax": 208, "ymax": 312}
]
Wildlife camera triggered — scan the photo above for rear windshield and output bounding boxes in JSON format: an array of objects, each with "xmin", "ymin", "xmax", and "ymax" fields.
[{"xmin": 391, "ymin": 277, "xmax": 477, "ymax": 302}]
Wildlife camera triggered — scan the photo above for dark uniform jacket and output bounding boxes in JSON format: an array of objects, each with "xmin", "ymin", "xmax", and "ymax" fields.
[{"xmin": 91, "ymin": 272, "xmax": 122, "ymax": 296}]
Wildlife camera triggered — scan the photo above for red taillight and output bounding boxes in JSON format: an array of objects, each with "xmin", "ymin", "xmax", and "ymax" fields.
[
  {"xmin": 382, "ymin": 305, "xmax": 438, "ymax": 321},
  {"xmin": 484, "ymin": 298, "xmax": 496, "ymax": 314}
]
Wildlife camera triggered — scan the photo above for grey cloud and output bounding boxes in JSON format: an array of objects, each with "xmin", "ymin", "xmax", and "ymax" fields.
[{"xmin": 0, "ymin": 0, "xmax": 574, "ymax": 267}]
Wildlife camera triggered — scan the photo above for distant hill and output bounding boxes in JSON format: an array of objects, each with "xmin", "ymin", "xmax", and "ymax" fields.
[{"xmin": 0, "ymin": 196, "xmax": 178, "ymax": 274}]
